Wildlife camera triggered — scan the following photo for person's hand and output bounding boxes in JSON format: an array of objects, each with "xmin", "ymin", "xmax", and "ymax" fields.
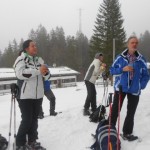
[
  {"xmin": 123, "ymin": 66, "xmax": 134, "ymax": 72},
  {"xmin": 100, "ymin": 63, "xmax": 106, "ymax": 71},
  {"xmin": 40, "ymin": 65, "xmax": 49, "ymax": 75}
]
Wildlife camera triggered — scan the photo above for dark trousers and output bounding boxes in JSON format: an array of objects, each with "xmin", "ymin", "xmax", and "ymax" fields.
[
  {"xmin": 16, "ymin": 99, "xmax": 42, "ymax": 146},
  {"xmin": 84, "ymin": 80, "xmax": 97, "ymax": 112},
  {"xmin": 111, "ymin": 91, "xmax": 139, "ymax": 135},
  {"xmin": 39, "ymin": 90, "xmax": 56, "ymax": 115},
  {"xmin": 45, "ymin": 90, "xmax": 56, "ymax": 113}
]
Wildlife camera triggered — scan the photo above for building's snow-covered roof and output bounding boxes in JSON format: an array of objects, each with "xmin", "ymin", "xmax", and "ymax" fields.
[
  {"xmin": 49, "ymin": 67, "xmax": 79, "ymax": 76},
  {"xmin": 0, "ymin": 67, "xmax": 79, "ymax": 80}
]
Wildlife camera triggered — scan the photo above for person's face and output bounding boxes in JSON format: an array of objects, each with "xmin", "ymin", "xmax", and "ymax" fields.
[
  {"xmin": 26, "ymin": 42, "xmax": 37, "ymax": 56},
  {"xmin": 127, "ymin": 38, "xmax": 139, "ymax": 54},
  {"xmin": 99, "ymin": 55, "xmax": 104, "ymax": 62}
]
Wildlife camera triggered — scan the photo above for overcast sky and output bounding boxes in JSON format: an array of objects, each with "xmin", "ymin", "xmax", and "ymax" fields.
[{"xmin": 0, "ymin": 0, "xmax": 150, "ymax": 51}]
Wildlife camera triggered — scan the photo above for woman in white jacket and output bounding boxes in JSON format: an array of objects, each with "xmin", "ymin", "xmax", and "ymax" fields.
[
  {"xmin": 14, "ymin": 39, "xmax": 50, "ymax": 150},
  {"xmin": 83, "ymin": 53, "xmax": 106, "ymax": 116}
]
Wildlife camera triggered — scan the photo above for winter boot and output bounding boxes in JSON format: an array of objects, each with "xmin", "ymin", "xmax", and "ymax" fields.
[
  {"xmin": 50, "ymin": 111, "xmax": 58, "ymax": 116},
  {"xmin": 122, "ymin": 134, "xmax": 138, "ymax": 141},
  {"xmin": 83, "ymin": 109, "xmax": 90, "ymax": 116},
  {"xmin": 29, "ymin": 141, "xmax": 46, "ymax": 150}
]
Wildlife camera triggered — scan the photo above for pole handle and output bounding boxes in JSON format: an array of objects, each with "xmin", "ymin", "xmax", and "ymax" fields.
[
  {"xmin": 10, "ymin": 83, "xmax": 19, "ymax": 97},
  {"xmin": 109, "ymin": 93, "xmax": 113, "ymax": 104},
  {"xmin": 119, "ymin": 85, "xmax": 122, "ymax": 94}
]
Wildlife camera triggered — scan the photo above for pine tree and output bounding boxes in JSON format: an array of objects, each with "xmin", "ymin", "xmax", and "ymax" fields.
[
  {"xmin": 75, "ymin": 32, "xmax": 90, "ymax": 79},
  {"xmin": 49, "ymin": 27, "xmax": 66, "ymax": 66},
  {"xmin": 90, "ymin": 0, "xmax": 126, "ymax": 66},
  {"xmin": 2, "ymin": 43, "xmax": 14, "ymax": 67},
  {"xmin": 12, "ymin": 39, "xmax": 19, "ymax": 59},
  {"xmin": 66, "ymin": 36, "xmax": 78, "ymax": 70},
  {"xmin": 34, "ymin": 25, "xmax": 49, "ymax": 61}
]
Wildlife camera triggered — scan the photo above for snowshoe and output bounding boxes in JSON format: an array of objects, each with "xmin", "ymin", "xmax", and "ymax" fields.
[
  {"xmin": 16, "ymin": 144, "xmax": 32, "ymax": 150},
  {"xmin": 29, "ymin": 141, "xmax": 46, "ymax": 150},
  {"xmin": 120, "ymin": 134, "xmax": 138, "ymax": 141}
]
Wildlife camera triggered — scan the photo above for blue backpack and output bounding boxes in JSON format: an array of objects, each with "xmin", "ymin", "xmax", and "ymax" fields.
[{"xmin": 91, "ymin": 119, "xmax": 120, "ymax": 150}]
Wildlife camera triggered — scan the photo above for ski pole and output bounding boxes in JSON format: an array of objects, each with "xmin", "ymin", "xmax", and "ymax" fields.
[
  {"xmin": 107, "ymin": 93, "xmax": 113, "ymax": 150},
  {"xmin": 13, "ymin": 91, "xmax": 16, "ymax": 150},
  {"xmin": 105, "ymin": 79, "xmax": 109, "ymax": 105},
  {"xmin": 8, "ymin": 83, "xmax": 18, "ymax": 150},
  {"xmin": 8, "ymin": 90, "xmax": 14, "ymax": 150},
  {"xmin": 98, "ymin": 77, "xmax": 109, "ymax": 120},
  {"xmin": 117, "ymin": 85, "xmax": 122, "ymax": 150},
  {"xmin": 98, "ymin": 78, "xmax": 107, "ymax": 118}
]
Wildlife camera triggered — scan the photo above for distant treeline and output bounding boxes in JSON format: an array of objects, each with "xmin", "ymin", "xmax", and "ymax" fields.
[
  {"xmin": 0, "ymin": 25, "xmax": 91, "ymax": 80},
  {"xmin": 0, "ymin": 25, "xmax": 150, "ymax": 81}
]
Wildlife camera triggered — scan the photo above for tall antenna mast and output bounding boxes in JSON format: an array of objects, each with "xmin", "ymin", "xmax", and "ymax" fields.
[{"xmin": 79, "ymin": 8, "xmax": 82, "ymax": 33}]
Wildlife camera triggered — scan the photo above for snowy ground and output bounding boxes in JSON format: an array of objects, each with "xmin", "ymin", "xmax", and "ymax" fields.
[{"xmin": 0, "ymin": 81, "xmax": 150, "ymax": 150}]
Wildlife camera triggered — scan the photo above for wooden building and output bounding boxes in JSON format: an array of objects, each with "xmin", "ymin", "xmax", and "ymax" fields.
[{"xmin": 0, "ymin": 67, "xmax": 79, "ymax": 94}]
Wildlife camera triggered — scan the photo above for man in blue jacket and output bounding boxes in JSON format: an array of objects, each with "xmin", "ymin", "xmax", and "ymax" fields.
[{"xmin": 110, "ymin": 36, "xmax": 149, "ymax": 141}]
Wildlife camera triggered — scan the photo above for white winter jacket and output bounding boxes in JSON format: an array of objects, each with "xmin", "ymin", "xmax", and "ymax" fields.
[
  {"xmin": 13, "ymin": 52, "xmax": 51, "ymax": 99},
  {"xmin": 84, "ymin": 58, "xmax": 103, "ymax": 84}
]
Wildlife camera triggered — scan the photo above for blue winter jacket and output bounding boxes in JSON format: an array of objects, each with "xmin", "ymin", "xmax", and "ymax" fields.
[
  {"xmin": 44, "ymin": 80, "xmax": 51, "ymax": 92},
  {"xmin": 110, "ymin": 49, "xmax": 149, "ymax": 95}
]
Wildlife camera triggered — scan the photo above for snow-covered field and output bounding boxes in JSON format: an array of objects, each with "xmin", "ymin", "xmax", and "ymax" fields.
[{"xmin": 0, "ymin": 81, "xmax": 150, "ymax": 150}]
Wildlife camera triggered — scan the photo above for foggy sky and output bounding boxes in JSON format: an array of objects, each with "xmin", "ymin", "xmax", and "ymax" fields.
[{"xmin": 0, "ymin": 0, "xmax": 150, "ymax": 50}]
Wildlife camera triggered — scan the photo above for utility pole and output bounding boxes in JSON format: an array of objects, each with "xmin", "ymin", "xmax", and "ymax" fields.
[
  {"xmin": 111, "ymin": 38, "xmax": 116, "ymax": 86},
  {"xmin": 78, "ymin": 8, "xmax": 82, "ymax": 33},
  {"xmin": 113, "ymin": 38, "xmax": 116, "ymax": 62}
]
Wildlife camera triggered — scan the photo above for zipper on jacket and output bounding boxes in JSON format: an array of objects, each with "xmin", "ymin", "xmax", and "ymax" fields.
[
  {"xmin": 33, "ymin": 57, "xmax": 38, "ymax": 99},
  {"xmin": 36, "ymin": 76, "xmax": 38, "ymax": 99},
  {"xmin": 128, "ymin": 62, "xmax": 135, "ymax": 89},
  {"xmin": 23, "ymin": 82, "xmax": 27, "ymax": 93}
]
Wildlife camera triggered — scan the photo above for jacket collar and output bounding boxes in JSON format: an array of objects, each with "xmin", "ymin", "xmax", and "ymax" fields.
[
  {"xmin": 121, "ymin": 49, "xmax": 142, "ymax": 60},
  {"xmin": 21, "ymin": 52, "xmax": 39, "ymax": 62}
]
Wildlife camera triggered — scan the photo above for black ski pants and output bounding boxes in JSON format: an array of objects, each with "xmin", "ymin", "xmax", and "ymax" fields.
[
  {"xmin": 16, "ymin": 98, "xmax": 42, "ymax": 146},
  {"xmin": 111, "ymin": 91, "xmax": 139, "ymax": 135},
  {"xmin": 84, "ymin": 80, "xmax": 97, "ymax": 112}
]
